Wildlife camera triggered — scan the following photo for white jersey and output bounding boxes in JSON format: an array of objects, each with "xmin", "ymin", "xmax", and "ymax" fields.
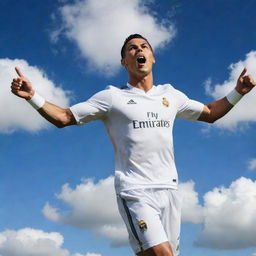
[{"xmin": 70, "ymin": 83, "xmax": 204, "ymax": 193}]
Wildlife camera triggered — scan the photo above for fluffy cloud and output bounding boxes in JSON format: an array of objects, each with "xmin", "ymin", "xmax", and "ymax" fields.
[
  {"xmin": 54, "ymin": 0, "xmax": 175, "ymax": 75},
  {"xmin": 42, "ymin": 176, "xmax": 128, "ymax": 247},
  {"xmin": 0, "ymin": 228, "xmax": 101, "ymax": 256},
  {"xmin": 248, "ymin": 158, "xmax": 256, "ymax": 171},
  {"xmin": 195, "ymin": 177, "xmax": 256, "ymax": 249},
  {"xmin": 205, "ymin": 51, "xmax": 256, "ymax": 130},
  {"xmin": 0, "ymin": 228, "xmax": 69, "ymax": 256},
  {"xmin": 0, "ymin": 58, "xmax": 71, "ymax": 133},
  {"xmin": 42, "ymin": 178, "xmax": 205, "ymax": 246},
  {"xmin": 43, "ymin": 175, "xmax": 256, "ymax": 250},
  {"xmin": 179, "ymin": 181, "xmax": 204, "ymax": 224}
]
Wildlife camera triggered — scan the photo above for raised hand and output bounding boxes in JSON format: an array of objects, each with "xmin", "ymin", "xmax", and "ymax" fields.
[
  {"xmin": 236, "ymin": 68, "xmax": 256, "ymax": 95},
  {"xmin": 11, "ymin": 67, "xmax": 35, "ymax": 100}
]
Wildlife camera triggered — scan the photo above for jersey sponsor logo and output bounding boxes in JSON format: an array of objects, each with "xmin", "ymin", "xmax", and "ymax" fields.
[
  {"xmin": 127, "ymin": 99, "xmax": 137, "ymax": 104},
  {"xmin": 133, "ymin": 111, "xmax": 170, "ymax": 129},
  {"xmin": 162, "ymin": 97, "xmax": 170, "ymax": 107},
  {"xmin": 138, "ymin": 220, "xmax": 147, "ymax": 233},
  {"xmin": 133, "ymin": 119, "xmax": 170, "ymax": 129}
]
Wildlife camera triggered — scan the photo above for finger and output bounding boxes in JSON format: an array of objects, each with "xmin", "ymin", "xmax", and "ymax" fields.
[
  {"xmin": 239, "ymin": 67, "xmax": 247, "ymax": 78},
  {"xmin": 11, "ymin": 81, "xmax": 21, "ymax": 86},
  {"xmin": 247, "ymin": 76, "xmax": 256, "ymax": 86},
  {"xmin": 11, "ymin": 81, "xmax": 20, "ymax": 86},
  {"xmin": 11, "ymin": 86, "xmax": 21, "ymax": 91},
  {"xmin": 11, "ymin": 88, "xmax": 19, "ymax": 93},
  {"xmin": 15, "ymin": 67, "xmax": 24, "ymax": 78},
  {"xmin": 12, "ymin": 81, "xmax": 22, "ymax": 87},
  {"xmin": 11, "ymin": 81, "xmax": 21, "ymax": 88}
]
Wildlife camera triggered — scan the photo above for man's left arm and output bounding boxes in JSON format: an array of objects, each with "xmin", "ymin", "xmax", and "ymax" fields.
[{"xmin": 198, "ymin": 68, "xmax": 256, "ymax": 123}]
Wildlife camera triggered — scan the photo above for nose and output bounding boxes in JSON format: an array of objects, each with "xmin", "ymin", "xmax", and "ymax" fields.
[{"xmin": 136, "ymin": 46, "xmax": 143, "ymax": 53}]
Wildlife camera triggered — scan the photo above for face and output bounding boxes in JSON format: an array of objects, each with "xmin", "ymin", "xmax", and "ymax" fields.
[{"xmin": 121, "ymin": 38, "xmax": 155, "ymax": 78}]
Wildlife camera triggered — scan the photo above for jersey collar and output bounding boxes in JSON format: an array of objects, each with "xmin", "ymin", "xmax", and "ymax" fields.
[{"xmin": 126, "ymin": 83, "xmax": 155, "ymax": 94}]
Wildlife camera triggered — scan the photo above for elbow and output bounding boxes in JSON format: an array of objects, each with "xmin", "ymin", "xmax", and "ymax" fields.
[
  {"xmin": 204, "ymin": 116, "xmax": 218, "ymax": 124},
  {"xmin": 206, "ymin": 118, "xmax": 216, "ymax": 124},
  {"xmin": 54, "ymin": 109, "xmax": 75, "ymax": 128},
  {"xmin": 52, "ymin": 119, "xmax": 67, "ymax": 128},
  {"xmin": 199, "ymin": 106, "xmax": 218, "ymax": 123},
  {"xmin": 199, "ymin": 114, "xmax": 217, "ymax": 123},
  {"xmin": 55, "ymin": 122, "xmax": 67, "ymax": 128}
]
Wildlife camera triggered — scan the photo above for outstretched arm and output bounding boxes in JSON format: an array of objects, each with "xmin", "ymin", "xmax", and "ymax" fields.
[
  {"xmin": 11, "ymin": 67, "xmax": 76, "ymax": 128},
  {"xmin": 198, "ymin": 68, "xmax": 256, "ymax": 123}
]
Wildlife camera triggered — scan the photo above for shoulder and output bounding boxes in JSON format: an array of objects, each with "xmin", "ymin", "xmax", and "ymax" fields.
[
  {"xmin": 104, "ymin": 84, "xmax": 133, "ymax": 96},
  {"xmin": 104, "ymin": 84, "xmax": 126, "ymax": 92},
  {"xmin": 155, "ymin": 83, "xmax": 182, "ymax": 95},
  {"xmin": 92, "ymin": 85, "xmax": 118, "ymax": 97},
  {"xmin": 155, "ymin": 84, "xmax": 190, "ymax": 105},
  {"xmin": 92, "ymin": 84, "xmax": 129, "ymax": 101}
]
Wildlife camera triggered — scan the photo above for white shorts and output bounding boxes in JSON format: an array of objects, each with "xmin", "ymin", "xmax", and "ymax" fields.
[{"xmin": 116, "ymin": 188, "xmax": 181, "ymax": 255}]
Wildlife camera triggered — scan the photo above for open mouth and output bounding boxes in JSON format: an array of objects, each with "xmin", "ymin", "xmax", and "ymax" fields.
[{"xmin": 137, "ymin": 56, "xmax": 146, "ymax": 64}]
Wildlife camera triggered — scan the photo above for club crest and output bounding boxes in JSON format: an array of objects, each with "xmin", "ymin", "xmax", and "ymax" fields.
[
  {"xmin": 138, "ymin": 220, "xmax": 147, "ymax": 233},
  {"xmin": 162, "ymin": 97, "xmax": 170, "ymax": 107}
]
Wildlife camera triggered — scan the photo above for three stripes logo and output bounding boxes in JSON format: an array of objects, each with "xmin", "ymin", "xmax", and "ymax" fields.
[{"xmin": 127, "ymin": 99, "xmax": 137, "ymax": 104}]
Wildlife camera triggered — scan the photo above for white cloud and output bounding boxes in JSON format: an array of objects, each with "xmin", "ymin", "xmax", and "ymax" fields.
[
  {"xmin": 43, "ymin": 176, "xmax": 128, "ymax": 247},
  {"xmin": 0, "ymin": 228, "xmax": 69, "ymax": 256},
  {"xmin": 0, "ymin": 58, "xmax": 71, "ymax": 133},
  {"xmin": 204, "ymin": 51, "xmax": 256, "ymax": 130},
  {"xmin": 0, "ymin": 228, "xmax": 101, "ymax": 256},
  {"xmin": 248, "ymin": 158, "xmax": 256, "ymax": 171},
  {"xmin": 195, "ymin": 177, "xmax": 256, "ymax": 249},
  {"xmin": 43, "ymin": 202, "xmax": 60, "ymax": 222},
  {"xmin": 43, "ymin": 177, "xmax": 205, "ymax": 247},
  {"xmin": 54, "ymin": 0, "xmax": 175, "ymax": 75},
  {"xmin": 179, "ymin": 181, "xmax": 204, "ymax": 224},
  {"xmin": 43, "ymin": 175, "xmax": 256, "ymax": 250}
]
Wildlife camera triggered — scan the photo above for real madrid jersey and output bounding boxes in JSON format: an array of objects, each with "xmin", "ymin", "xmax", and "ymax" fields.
[{"xmin": 70, "ymin": 83, "xmax": 204, "ymax": 193}]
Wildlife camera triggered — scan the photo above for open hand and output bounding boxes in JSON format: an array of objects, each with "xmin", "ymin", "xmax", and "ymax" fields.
[
  {"xmin": 236, "ymin": 68, "xmax": 256, "ymax": 95},
  {"xmin": 11, "ymin": 67, "xmax": 34, "ymax": 100}
]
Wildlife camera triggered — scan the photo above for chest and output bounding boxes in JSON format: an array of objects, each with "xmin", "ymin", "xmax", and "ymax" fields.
[{"xmin": 110, "ymin": 93, "xmax": 177, "ymax": 123}]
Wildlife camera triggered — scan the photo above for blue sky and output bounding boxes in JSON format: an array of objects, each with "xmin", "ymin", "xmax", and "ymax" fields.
[{"xmin": 1, "ymin": 0, "xmax": 256, "ymax": 256}]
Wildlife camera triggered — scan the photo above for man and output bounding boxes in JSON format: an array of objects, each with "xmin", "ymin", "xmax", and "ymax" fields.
[{"xmin": 11, "ymin": 34, "xmax": 256, "ymax": 256}]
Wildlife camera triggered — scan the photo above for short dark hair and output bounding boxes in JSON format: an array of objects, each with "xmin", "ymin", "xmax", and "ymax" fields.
[{"xmin": 121, "ymin": 34, "xmax": 153, "ymax": 59}]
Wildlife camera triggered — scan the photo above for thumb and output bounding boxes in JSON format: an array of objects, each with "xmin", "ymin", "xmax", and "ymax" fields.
[
  {"xmin": 15, "ymin": 67, "xmax": 24, "ymax": 78},
  {"xmin": 239, "ymin": 67, "xmax": 247, "ymax": 78}
]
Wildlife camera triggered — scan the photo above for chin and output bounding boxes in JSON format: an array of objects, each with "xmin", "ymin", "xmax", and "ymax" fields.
[{"xmin": 138, "ymin": 69, "xmax": 150, "ymax": 75}]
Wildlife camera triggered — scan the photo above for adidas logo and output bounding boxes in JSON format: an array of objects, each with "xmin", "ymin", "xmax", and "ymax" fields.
[{"xmin": 127, "ymin": 99, "xmax": 137, "ymax": 104}]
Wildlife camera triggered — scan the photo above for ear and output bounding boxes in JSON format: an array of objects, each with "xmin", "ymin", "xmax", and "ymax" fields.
[
  {"xmin": 152, "ymin": 56, "xmax": 156, "ymax": 64},
  {"xmin": 121, "ymin": 58, "xmax": 127, "ymax": 68}
]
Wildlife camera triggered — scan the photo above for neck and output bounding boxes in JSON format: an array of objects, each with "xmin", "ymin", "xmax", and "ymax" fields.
[{"xmin": 128, "ymin": 72, "xmax": 153, "ymax": 92}]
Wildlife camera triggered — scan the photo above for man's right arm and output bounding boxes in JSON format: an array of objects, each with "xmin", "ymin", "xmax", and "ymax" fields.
[
  {"xmin": 11, "ymin": 67, "xmax": 76, "ymax": 128},
  {"xmin": 37, "ymin": 102, "xmax": 76, "ymax": 128}
]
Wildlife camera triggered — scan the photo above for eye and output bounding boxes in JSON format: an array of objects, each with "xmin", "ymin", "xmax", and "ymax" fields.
[{"xmin": 128, "ymin": 45, "xmax": 136, "ymax": 51}]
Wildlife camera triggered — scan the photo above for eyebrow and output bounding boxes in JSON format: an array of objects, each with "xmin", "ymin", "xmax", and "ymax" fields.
[{"xmin": 127, "ymin": 42, "xmax": 149, "ymax": 48}]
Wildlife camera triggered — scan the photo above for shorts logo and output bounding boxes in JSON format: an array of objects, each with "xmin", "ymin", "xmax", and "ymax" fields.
[
  {"xmin": 138, "ymin": 220, "xmax": 147, "ymax": 233},
  {"xmin": 162, "ymin": 97, "xmax": 169, "ymax": 107}
]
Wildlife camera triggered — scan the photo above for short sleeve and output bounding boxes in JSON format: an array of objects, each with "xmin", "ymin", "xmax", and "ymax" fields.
[
  {"xmin": 69, "ymin": 87, "xmax": 112, "ymax": 125},
  {"xmin": 174, "ymin": 89, "xmax": 204, "ymax": 121}
]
